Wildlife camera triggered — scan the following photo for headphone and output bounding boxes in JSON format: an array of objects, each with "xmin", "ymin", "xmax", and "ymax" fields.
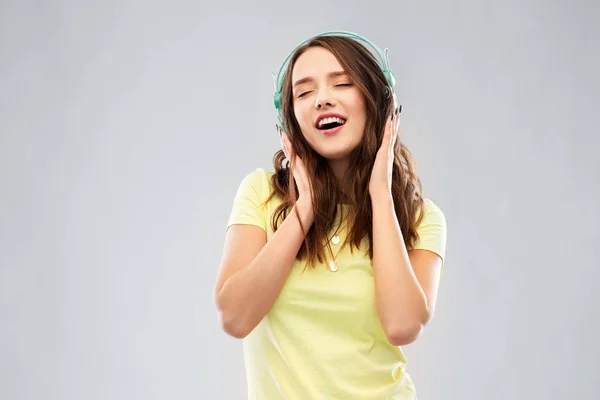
[{"xmin": 272, "ymin": 30, "xmax": 398, "ymax": 131}]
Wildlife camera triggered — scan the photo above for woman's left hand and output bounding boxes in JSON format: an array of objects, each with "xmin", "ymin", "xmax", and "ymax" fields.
[{"xmin": 369, "ymin": 111, "xmax": 400, "ymax": 198}]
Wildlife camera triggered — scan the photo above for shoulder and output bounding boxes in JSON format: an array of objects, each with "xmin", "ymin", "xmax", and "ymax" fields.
[
  {"xmin": 238, "ymin": 167, "xmax": 273, "ymax": 185},
  {"xmin": 412, "ymin": 198, "xmax": 447, "ymax": 261},
  {"xmin": 234, "ymin": 167, "xmax": 276, "ymax": 201},
  {"xmin": 227, "ymin": 168, "xmax": 277, "ymax": 231},
  {"xmin": 420, "ymin": 198, "xmax": 446, "ymax": 227}
]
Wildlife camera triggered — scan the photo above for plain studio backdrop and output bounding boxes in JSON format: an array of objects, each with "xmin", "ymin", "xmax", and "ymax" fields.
[{"xmin": 1, "ymin": 0, "xmax": 599, "ymax": 399}]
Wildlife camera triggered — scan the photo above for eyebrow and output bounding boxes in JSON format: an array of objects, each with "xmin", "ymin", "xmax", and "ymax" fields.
[{"xmin": 292, "ymin": 71, "xmax": 348, "ymax": 88}]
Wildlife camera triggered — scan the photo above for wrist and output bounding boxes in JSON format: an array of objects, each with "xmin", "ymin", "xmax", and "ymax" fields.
[
  {"xmin": 369, "ymin": 191, "xmax": 394, "ymax": 207},
  {"xmin": 294, "ymin": 199, "xmax": 315, "ymax": 227}
]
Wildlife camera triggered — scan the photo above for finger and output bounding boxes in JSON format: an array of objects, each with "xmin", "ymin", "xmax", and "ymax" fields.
[
  {"xmin": 286, "ymin": 137, "xmax": 296, "ymax": 167},
  {"xmin": 394, "ymin": 110, "xmax": 401, "ymax": 146},
  {"xmin": 382, "ymin": 116, "xmax": 392, "ymax": 149},
  {"xmin": 279, "ymin": 135, "xmax": 288, "ymax": 159},
  {"xmin": 283, "ymin": 134, "xmax": 297, "ymax": 169},
  {"xmin": 277, "ymin": 125, "xmax": 286, "ymax": 154},
  {"xmin": 391, "ymin": 114, "xmax": 399, "ymax": 149},
  {"xmin": 293, "ymin": 155, "xmax": 311, "ymax": 191},
  {"xmin": 280, "ymin": 130, "xmax": 291, "ymax": 159},
  {"xmin": 383, "ymin": 115, "xmax": 396, "ymax": 155},
  {"xmin": 283, "ymin": 131, "xmax": 292, "ymax": 151},
  {"xmin": 389, "ymin": 116, "xmax": 395, "ymax": 153}
]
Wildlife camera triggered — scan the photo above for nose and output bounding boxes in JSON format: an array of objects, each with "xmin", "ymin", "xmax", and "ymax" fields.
[{"xmin": 314, "ymin": 88, "xmax": 336, "ymax": 109}]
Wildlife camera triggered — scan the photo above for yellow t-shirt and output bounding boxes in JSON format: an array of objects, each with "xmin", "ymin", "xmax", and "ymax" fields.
[{"xmin": 226, "ymin": 168, "xmax": 447, "ymax": 400}]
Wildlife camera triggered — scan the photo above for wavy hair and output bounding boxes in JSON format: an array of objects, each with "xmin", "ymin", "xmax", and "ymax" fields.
[{"xmin": 265, "ymin": 35, "xmax": 424, "ymax": 268}]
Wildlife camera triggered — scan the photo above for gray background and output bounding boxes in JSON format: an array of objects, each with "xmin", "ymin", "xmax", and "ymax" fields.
[{"xmin": 1, "ymin": 0, "xmax": 599, "ymax": 399}]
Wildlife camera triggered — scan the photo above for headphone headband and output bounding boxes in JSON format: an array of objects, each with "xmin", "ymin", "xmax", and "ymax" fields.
[{"xmin": 272, "ymin": 30, "xmax": 397, "ymax": 130}]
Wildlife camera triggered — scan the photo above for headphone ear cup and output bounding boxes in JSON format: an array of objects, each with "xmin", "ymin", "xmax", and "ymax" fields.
[
  {"xmin": 274, "ymin": 92, "xmax": 286, "ymax": 131},
  {"xmin": 273, "ymin": 92, "xmax": 282, "ymax": 109},
  {"xmin": 383, "ymin": 87, "xmax": 399, "ymax": 112},
  {"xmin": 384, "ymin": 86, "xmax": 394, "ymax": 100},
  {"xmin": 272, "ymin": 70, "xmax": 285, "ymax": 131},
  {"xmin": 384, "ymin": 70, "xmax": 395, "ymax": 88}
]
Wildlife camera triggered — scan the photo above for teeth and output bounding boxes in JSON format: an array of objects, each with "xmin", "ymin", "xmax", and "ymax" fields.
[{"xmin": 318, "ymin": 117, "xmax": 346, "ymax": 128}]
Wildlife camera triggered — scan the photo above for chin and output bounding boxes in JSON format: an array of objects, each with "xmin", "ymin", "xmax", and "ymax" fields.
[
  {"xmin": 314, "ymin": 145, "xmax": 355, "ymax": 161},
  {"xmin": 304, "ymin": 127, "xmax": 362, "ymax": 160}
]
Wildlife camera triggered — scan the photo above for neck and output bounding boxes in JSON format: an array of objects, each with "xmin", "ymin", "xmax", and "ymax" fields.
[{"xmin": 327, "ymin": 158, "xmax": 351, "ymax": 203}]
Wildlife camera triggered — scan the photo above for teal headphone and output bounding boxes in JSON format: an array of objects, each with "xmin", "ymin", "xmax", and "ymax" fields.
[{"xmin": 272, "ymin": 30, "xmax": 398, "ymax": 131}]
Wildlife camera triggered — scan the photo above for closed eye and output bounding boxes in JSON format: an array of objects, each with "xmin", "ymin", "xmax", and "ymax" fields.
[{"xmin": 297, "ymin": 83, "xmax": 350, "ymax": 98}]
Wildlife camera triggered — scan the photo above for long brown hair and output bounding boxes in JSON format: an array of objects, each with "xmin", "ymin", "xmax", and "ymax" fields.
[{"xmin": 265, "ymin": 35, "xmax": 424, "ymax": 268}]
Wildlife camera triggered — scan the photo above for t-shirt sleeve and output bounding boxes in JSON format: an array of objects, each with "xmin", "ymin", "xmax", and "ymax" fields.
[
  {"xmin": 226, "ymin": 168, "xmax": 269, "ymax": 232},
  {"xmin": 412, "ymin": 199, "xmax": 447, "ymax": 266}
]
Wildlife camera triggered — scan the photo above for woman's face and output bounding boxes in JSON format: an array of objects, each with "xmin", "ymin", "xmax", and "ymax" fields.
[{"xmin": 290, "ymin": 46, "xmax": 367, "ymax": 161}]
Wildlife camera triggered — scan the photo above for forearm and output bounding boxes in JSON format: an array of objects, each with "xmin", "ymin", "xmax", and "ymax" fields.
[
  {"xmin": 217, "ymin": 202, "xmax": 314, "ymax": 338},
  {"xmin": 371, "ymin": 194, "xmax": 429, "ymax": 341}
]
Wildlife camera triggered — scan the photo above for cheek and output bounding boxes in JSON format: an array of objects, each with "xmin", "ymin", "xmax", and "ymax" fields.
[
  {"xmin": 348, "ymin": 92, "xmax": 366, "ymax": 119},
  {"xmin": 350, "ymin": 101, "xmax": 367, "ymax": 129},
  {"xmin": 293, "ymin": 104, "xmax": 313, "ymax": 131}
]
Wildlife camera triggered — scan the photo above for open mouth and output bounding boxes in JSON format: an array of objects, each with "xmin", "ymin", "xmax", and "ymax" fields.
[{"xmin": 316, "ymin": 116, "xmax": 347, "ymax": 131}]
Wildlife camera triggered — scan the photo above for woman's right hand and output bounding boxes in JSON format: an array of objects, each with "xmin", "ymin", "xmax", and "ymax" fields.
[{"xmin": 279, "ymin": 129, "xmax": 314, "ymax": 224}]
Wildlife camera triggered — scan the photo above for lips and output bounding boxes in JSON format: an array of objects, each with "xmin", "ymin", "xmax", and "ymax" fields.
[
  {"xmin": 314, "ymin": 112, "xmax": 347, "ymax": 129},
  {"xmin": 319, "ymin": 124, "xmax": 344, "ymax": 136}
]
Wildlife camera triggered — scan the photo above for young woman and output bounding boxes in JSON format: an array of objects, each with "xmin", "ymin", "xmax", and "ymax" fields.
[{"xmin": 214, "ymin": 31, "xmax": 447, "ymax": 399}]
